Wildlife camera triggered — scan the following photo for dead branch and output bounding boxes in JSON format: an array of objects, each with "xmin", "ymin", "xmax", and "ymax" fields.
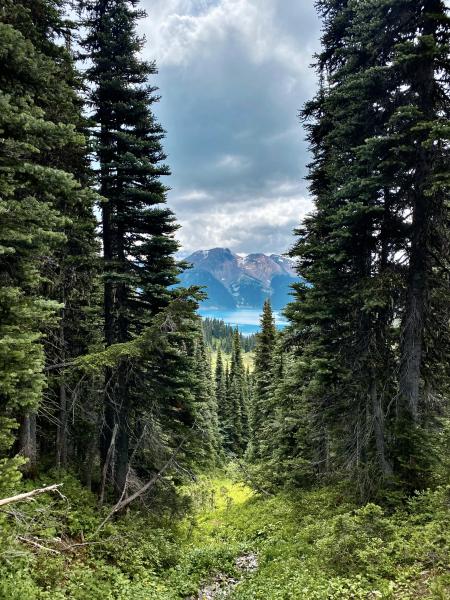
[
  {"xmin": 92, "ymin": 439, "xmax": 185, "ymax": 538},
  {"xmin": 45, "ymin": 361, "xmax": 76, "ymax": 372},
  {"xmin": 0, "ymin": 484, "xmax": 63, "ymax": 508},
  {"xmin": 99, "ymin": 423, "xmax": 118, "ymax": 507},
  {"xmin": 18, "ymin": 536, "xmax": 61, "ymax": 554}
]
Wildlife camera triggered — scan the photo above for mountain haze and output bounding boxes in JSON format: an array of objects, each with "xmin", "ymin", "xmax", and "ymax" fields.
[{"xmin": 178, "ymin": 248, "xmax": 299, "ymax": 310}]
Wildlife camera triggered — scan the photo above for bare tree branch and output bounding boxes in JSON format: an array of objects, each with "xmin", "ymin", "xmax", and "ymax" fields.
[
  {"xmin": 0, "ymin": 484, "xmax": 63, "ymax": 508},
  {"xmin": 92, "ymin": 438, "xmax": 186, "ymax": 538},
  {"xmin": 17, "ymin": 536, "xmax": 61, "ymax": 554},
  {"xmin": 99, "ymin": 423, "xmax": 118, "ymax": 507}
]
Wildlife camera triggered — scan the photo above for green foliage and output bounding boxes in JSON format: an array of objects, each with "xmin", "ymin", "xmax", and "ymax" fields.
[
  {"xmin": 0, "ymin": 7, "xmax": 86, "ymax": 487},
  {"xmin": 0, "ymin": 473, "xmax": 449, "ymax": 599},
  {"xmin": 222, "ymin": 331, "xmax": 249, "ymax": 456},
  {"xmin": 202, "ymin": 318, "xmax": 257, "ymax": 353},
  {"xmin": 248, "ymin": 300, "xmax": 277, "ymax": 461},
  {"xmin": 270, "ymin": 0, "xmax": 450, "ymax": 498}
]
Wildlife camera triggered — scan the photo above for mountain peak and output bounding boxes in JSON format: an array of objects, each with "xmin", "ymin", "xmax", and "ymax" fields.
[{"xmin": 178, "ymin": 247, "xmax": 300, "ymax": 310}]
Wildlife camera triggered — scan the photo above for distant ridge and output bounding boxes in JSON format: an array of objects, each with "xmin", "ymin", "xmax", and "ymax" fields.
[{"xmin": 177, "ymin": 248, "xmax": 301, "ymax": 310}]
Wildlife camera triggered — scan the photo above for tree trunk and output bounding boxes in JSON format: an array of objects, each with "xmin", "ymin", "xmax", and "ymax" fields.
[
  {"xmin": 370, "ymin": 377, "xmax": 392, "ymax": 477},
  {"xmin": 56, "ymin": 379, "xmax": 68, "ymax": 469},
  {"xmin": 99, "ymin": 119, "xmax": 117, "ymax": 476},
  {"xmin": 19, "ymin": 413, "xmax": 37, "ymax": 476},
  {"xmin": 56, "ymin": 319, "xmax": 68, "ymax": 470},
  {"xmin": 399, "ymin": 260, "xmax": 427, "ymax": 421},
  {"xmin": 115, "ymin": 397, "xmax": 129, "ymax": 496},
  {"xmin": 398, "ymin": 5, "xmax": 436, "ymax": 422}
]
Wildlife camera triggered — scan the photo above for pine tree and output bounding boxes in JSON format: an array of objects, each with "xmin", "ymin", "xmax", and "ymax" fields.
[
  {"xmin": 192, "ymin": 331, "xmax": 220, "ymax": 466},
  {"xmin": 220, "ymin": 361, "xmax": 234, "ymax": 453},
  {"xmin": 4, "ymin": 0, "xmax": 100, "ymax": 475},
  {"xmin": 285, "ymin": 0, "xmax": 450, "ymax": 496},
  {"xmin": 0, "ymin": 5, "xmax": 88, "ymax": 488},
  {"xmin": 82, "ymin": 0, "xmax": 199, "ymax": 496},
  {"xmin": 387, "ymin": 1, "xmax": 450, "ymax": 489},
  {"xmin": 227, "ymin": 330, "xmax": 247, "ymax": 455},
  {"xmin": 215, "ymin": 348, "xmax": 227, "ymax": 447},
  {"xmin": 248, "ymin": 301, "xmax": 277, "ymax": 460}
]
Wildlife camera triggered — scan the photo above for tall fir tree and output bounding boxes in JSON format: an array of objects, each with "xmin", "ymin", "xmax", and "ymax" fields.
[
  {"xmin": 0, "ymin": 1, "xmax": 94, "ymax": 487},
  {"xmin": 5, "ymin": 0, "xmax": 100, "ymax": 475},
  {"xmin": 192, "ymin": 330, "xmax": 220, "ymax": 467},
  {"xmin": 82, "ymin": 0, "xmax": 202, "ymax": 496},
  {"xmin": 215, "ymin": 348, "xmax": 228, "ymax": 447},
  {"xmin": 284, "ymin": 0, "xmax": 450, "ymax": 497},
  {"xmin": 227, "ymin": 330, "xmax": 247, "ymax": 455},
  {"xmin": 248, "ymin": 300, "xmax": 277, "ymax": 460}
]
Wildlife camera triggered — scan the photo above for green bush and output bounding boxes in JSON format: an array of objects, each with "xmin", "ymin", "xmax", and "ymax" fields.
[{"xmin": 0, "ymin": 475, "xmax": 449, "ymax": 599}]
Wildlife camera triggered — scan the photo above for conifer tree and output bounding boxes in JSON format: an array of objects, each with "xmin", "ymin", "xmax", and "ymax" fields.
[
  {"xmin": 0, "ymin": 5, "xmax": 89, "ymax": 487},
  {"xmin": 285, "ymin": 0, "xmax": 450, "ymax": 496},
  {"xmin": 227, "ymin": 330, "xmax": 247, "ymax": 455},
  {"xmin": 215, "ymin": 348, "xmax": 227, "ymax": 446},
  {"xmin": 248, "ymin": 301, "xmax": 277, "ymax": 460},
  {"xmin": 192, "ymin": 332, "xmax": 220, "ymax": 466},
  {"xmin": 5, "ymin": 0, "xmax": 100, "ymax": 474},
  {"xmin": 220, "ymin": 361, "xmax": 234, "ymax": 452},
  {"xmin": 82, "ymin": 0, "xmax": 199, "ymax": 496}
]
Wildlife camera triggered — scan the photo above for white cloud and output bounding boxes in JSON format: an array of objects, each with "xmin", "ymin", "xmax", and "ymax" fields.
[
  {"xmin": 143, "ymin": 0, "xmax": 314, "ymax": 78},
  {"xmin": 176, "ymin": 195, "xmax": 311, "ymax": 255},
  {"xmin": 139, "ymin": 0, "xmax": 321, "ymax": 254},
  {"xmin": 177, "ymin": 189, "xmax": 212, "ymax": 202},
  {"xmin": 173, "ymin": 180, "xmax": 313, "ymax": 255},
  {"xmin": 216, "ymin": 153, "xmax": 251, "ymax": 171}
]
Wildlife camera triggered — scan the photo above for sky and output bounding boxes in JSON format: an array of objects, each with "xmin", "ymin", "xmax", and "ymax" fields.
[{"xmin": 139, "ymin": 0, "xmax": 321, "ymax": 256}]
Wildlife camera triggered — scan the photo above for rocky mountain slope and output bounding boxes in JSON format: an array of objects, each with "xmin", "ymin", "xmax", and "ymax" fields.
[{"xmin": 177, "ymin": 248, "xmax": 300, "ymax": 310}]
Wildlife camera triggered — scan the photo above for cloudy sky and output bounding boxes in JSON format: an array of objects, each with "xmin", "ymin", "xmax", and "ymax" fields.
[{"xmin": 139, "ymin": 0, "xmax": 321, "ymax": 256}]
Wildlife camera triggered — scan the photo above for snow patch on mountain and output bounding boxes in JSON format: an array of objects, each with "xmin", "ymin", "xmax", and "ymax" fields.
[{"xmin": 177, "ymin": 248, "xmax": 302, "ymax": 310}]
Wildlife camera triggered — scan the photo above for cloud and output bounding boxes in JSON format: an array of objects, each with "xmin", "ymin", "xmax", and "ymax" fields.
[
  {"xmin": 174, "ymin": 179, "xmax": 312, "ymax": 256},
  {"xmin": 140, "ymin": 0, "xmax": 321, "ymax": 254},
  {"xmin": 216, "ymin": 153, "xmax": 252, "ymax": 171}
]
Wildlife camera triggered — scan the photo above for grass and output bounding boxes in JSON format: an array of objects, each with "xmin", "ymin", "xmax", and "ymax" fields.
[
  {"xmin": 210, "ymin": 349, "xmax": 254, "ymax": 372},
  {"xmin": 1, "ymin": 469, "xmax": 449, "ymax": 599}
]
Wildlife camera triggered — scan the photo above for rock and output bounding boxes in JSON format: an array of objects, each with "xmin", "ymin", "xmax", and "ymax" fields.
[
  {"xmin": 235, "ymin": 553, "xmax": 258, "ymax": 572},
  {"xmin": 189, "ymin": 552, "xmax": 258, "ymax": 599}
]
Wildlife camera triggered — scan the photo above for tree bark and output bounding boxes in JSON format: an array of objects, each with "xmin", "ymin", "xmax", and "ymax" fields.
[
  {"xmin": 19, "ymin": 413, "xmax": 37, "ymax": 476},
  {"xmin": 56, "ymin": 376, "xmax": 68, "ymax": 470},
  {"xmin": 115, "ymin": 396, "xmax": 129, "ymax": 497},
  {"xmin": 398, "ymin": 4, "xmax": 436, "ymax": 422},
  {"xmin": 370, "ymin": 377, "xmax": 392, "ymax": 477}
]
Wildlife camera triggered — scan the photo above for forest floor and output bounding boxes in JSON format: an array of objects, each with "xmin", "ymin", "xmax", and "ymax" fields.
[
  {"xmin": 168, "ymin": 476, "xmax": 450, "ymax": 599},
  {"xmin": 1, "ymin": 470, "xmax": 450, "ymax": 599}
]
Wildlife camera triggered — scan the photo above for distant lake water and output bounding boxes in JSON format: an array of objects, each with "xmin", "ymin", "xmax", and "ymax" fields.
[{"xmin": 198, "ymin": 308, "xmax": 288, "ymax": 335}]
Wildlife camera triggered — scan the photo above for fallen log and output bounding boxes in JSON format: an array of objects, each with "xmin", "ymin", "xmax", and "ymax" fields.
[{"xmin": 0, "ymin": 484, "xmax": 63, "ymax": 508}]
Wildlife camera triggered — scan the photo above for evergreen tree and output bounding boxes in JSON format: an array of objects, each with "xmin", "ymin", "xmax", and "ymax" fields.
[
  {"xmin": 4, "ymin": 0, "xmax": 100, "ymax": 475},
  {"xmin": 192, "ymin": 331, "xmax": 220, "ymax": 466},
  {"xmin": 220, "ymin": 361, "xmax": 234, "ymax": 453},
  {"xmin": 203, "ymin": 318, "xmax": 257, "ymax": 353},
  {"xmin": 0, "ymin": 5, "xmax": 89, "ymax": 487},
  {"xmin": 284, "ymin": 0, "xmax": 450, "ymax": 497},
  {"xmin": 248, "ymin": 301, "xmax": 277, "ymax": 460},
  {"xmin": 227, "ymin": 330, "xmax": 247, "ymax": 455},
  {"xmin": 82, "ymin": 0, "xmax": 200, "ymax": 496},
  {"xmin": 215, "ymin": 348, "xmax": 227, "ymax": 446}
]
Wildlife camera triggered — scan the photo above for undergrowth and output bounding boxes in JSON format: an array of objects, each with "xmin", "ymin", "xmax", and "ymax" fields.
[{"xmin": 0, "ymin": 468, "xmax": 449, "ymax": 599}]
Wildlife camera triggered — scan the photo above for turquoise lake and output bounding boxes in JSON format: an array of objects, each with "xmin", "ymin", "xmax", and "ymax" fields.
[{"xmin": 198, "ymin": 308, "xmax": 288, "ymax": 335}]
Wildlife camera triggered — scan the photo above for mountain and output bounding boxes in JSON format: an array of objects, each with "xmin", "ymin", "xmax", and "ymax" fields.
[{"xmin": 177, "ymin": 248, "xmax": 300, "ymax": 310}]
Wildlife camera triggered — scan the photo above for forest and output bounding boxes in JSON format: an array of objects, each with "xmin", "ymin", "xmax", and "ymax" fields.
[{"xmin": 0, "ymin": 1, "xmax": 449, "ymax": 598}]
